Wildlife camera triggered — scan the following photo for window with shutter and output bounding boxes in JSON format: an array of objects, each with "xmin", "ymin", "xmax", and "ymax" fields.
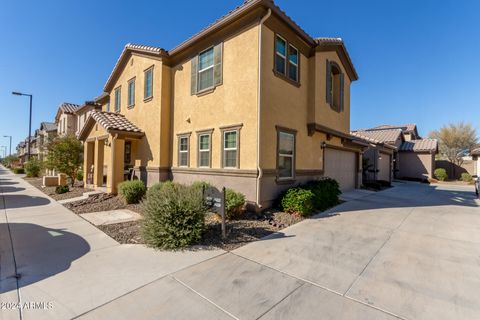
[
  {"xmin": 191, "ymin": 43, "xmax": 223, "ymax": 95},
  {"xmin": 326, "ymin": 61, "xmax": 344, "ymax": 112}
]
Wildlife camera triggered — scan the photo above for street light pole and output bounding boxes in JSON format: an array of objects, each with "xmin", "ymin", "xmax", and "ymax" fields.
[
  {"xmin": 12, "ymin": 92, "xmax": 33, "ymax": 161},
  {"xmin": 3, "ymin": 135, "xmax": 12, "ymax": 156}
]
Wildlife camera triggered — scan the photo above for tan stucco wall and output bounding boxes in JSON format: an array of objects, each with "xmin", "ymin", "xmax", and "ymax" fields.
[
  {"xmin": 107, "ymin": 54, "xmax": 170, "ymax": 170},
  {"xmin": 398, "ymin": 152, "xmax": 434, "ymax": 179},
  {"xmin": 171, "ymin": 24, "xmax": 259, "ymax": 171},
  {"xmin": 57, "ymin": 113, "xmax": 77, "ymax": 136}
]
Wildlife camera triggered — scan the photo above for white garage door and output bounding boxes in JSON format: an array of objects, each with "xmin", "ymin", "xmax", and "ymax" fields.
[
  {"xmin": 324, "ymin": 148, "xmax": 357, "ymax": 191},
  {"xmin": 378, "ymin": 153, "xmax": 391, "ymax": 182}
]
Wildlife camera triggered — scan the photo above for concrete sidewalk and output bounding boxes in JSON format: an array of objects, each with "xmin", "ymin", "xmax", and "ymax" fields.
[{"xmin": 0, "ymin": 166, "xmax": 224, "ymax": 320}]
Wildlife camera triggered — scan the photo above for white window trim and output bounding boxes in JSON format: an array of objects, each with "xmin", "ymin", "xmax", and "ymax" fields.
[
  {"xmin": 222, "ymin": 130, "xmax": 238, "ymax": 169},
  {"xmin": 198, "ymin": 133, "xmax": 211, "ymax": 168},
  {"xmin": 178, "ymin": 136, "xmax": 189, "ymax": 167},
  {"xmin": 278, "ymin": 131, "xmax": 295, "ymax": 180}
]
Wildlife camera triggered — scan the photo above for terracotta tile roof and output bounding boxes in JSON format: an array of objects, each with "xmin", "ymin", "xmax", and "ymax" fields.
[
  {"xmin": 351, "ymin": 129, "xmax": 402, "ymax": 144},
  {"xmin": 350, "ymin": 131, "xmax": 397, "ymax": 149},
  {"xmin": 399, "ymin": 139, "xmax": 437, "ymax": 152},
  {"xmin": 90, "ymin": 111, "xmax": 143, "ymax": 133},
  {"xmin": 60, "ymin": 102, "xmax": 80, "ymax": 114},
  {"xmin": 315, "ymin": 37, "xmax": 344, "ymax": 45},
  {"xmin": 374, "ymin": 124, "xmax": 417, "ymax": 133}
]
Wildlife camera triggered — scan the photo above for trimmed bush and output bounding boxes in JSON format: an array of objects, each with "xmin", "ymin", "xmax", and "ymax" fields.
[
  {"xmin": 460, "ymin": 172, "xmax": 473, "ymax": 182},
  {"xmin": 76, "ymin": 170, "xmax": 84, "ymax": 182},
  {"xmin": 55, "ymin": 185, "xmax": 69, "ymax": 194},
  {"xmin": 13, "ymin": 167, "xmax": 25, "ymax": 174},
  {"xmin": 118, "ymin": 180, "xmax": 146, "ymax": 204},
  {"xmin": 281, "ymin": 187, "xmax": 315, "ymax": 216},
  {"xmin": 225, "ymin": 188, "xmax": 246, "ymax": 219},
  {"xmin": 434, "ymin": 168, "xmax": 448, "ymax": 181},
  {"xmin": 142, "ymin": 182, "xmax": 206, "ymax": 250},
  {"xmin": 24, "ymin": 158, "xmax": 42, "ymax": 177},
  {"xmin": 305, "ymin": 178, "xmax": 341, "ymax": 211}
]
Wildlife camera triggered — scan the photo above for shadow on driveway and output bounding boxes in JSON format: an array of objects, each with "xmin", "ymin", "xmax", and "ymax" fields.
[{"xmin": 0, "ymin": 223, "xmax": 90, "ymax": 294}]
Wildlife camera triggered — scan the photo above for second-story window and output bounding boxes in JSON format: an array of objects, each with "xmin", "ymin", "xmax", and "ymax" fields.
[
  {"xmin": 274, "ymin": 35, "xmax": 299, "ymax": 84},
  {"xmin": 326, "ymin": 60, "xmax": 344, "ymax": 112},
  {"xmin": 191, "ymin": 43, "xmax": 223, "ymax": 95},
  {"xmin": 128, "ymin": 78, "xmax": 135, "ymax": 108},
  {"xmin": 144, "ymin": 67, "xmax": 153, "ymax": 99},
  {"xmin": 105, "ymin": 102, "xmax": 110, "ymax": 112},
  {"xmin": 114, "ymin": 87, "xmax": 121, "ymax": 112}
]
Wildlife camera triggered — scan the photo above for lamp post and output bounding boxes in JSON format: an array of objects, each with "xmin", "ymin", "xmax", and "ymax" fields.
[
  {"xmin": 3, "ymin": 135, "xmax": 12, "ymax": 156},
  {"xmin": 0, "ymin": 146, "xmax": 6, "ymax": 159},
  {"xmin": 12, "ymin": 92, "xmax": 33, "ymax": 161}
]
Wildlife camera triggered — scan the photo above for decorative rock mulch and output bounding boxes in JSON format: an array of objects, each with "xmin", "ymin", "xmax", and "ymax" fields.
[
  {"xmin": 63, "ymin": 193, "xmax": 142, "ymax": 214},
  {"xmin": 24, "ymin": 177, "xmax": 93, "ymax": 201}
]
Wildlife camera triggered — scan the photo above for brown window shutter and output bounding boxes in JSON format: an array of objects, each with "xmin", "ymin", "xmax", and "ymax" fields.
[
  {"xmin": 213, "ymin": 43, "xmax": 223, "ymax": 87},
  {"xmin": 326, "ymin": 60, "xmax": 332, "ymax": 105},
  {"xmin": 191, "ymin": 56, "xmax": 198, "ymax": 95},
  {"xmin": 339, "ymin": 73, "xmax": 345, "ymax": 112}
]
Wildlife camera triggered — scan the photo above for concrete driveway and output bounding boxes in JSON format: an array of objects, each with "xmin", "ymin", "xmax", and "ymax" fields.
[{"xmin": 2, "ymin": 164, "xmax": 480, "ymax": 320}]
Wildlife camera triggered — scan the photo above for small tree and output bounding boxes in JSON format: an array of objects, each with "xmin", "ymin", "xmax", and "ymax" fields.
[
  {"xmin": 46, "ymin": 135, "xmax": 83, "ymax": 186},
  {"xmin": 429, "ymin": 122, "xmax": 478, "ymax": 177}
]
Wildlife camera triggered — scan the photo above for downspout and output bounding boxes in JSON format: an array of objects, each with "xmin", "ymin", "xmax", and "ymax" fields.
[{"xmin": 256, "ymin": 8, "xmax": 272, "ymax": 209}]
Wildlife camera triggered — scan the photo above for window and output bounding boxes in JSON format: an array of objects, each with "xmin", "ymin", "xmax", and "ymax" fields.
[
  {"xmin": 191, "ymin": 43, "xmax": 223, "ymax": 95},
  {"xmin": 178, "ymin": 136, "xmax": 189, "ymax": 167},
  {"xmin": 223, "ymin": 130, "xmax": 238, "ymax": 168},
  {"xmin": 198, "ymin": 47, "xmax": 214, "ymax": 91},
  {"xmin": 127, "ymin": 79, "xmax": 135, "ymax": 107},
  {"xmin": 144, "ymin": 67, "xmax": 153, "ymax": 99},
  {"xmin": 326, "ymin": 60, "xmax": 344, "ymax": 112},
  {"xmin": 274, "ymin": 35, "xmax": 299, "ymax": 83},
  {"xmin": 124, "ymin": 141, "xmax": 132, "ymax": 165},
  {"xmin": 114, "ymin": 87, "xmax": 121, "ymax": 112},
  {"xmin": 105, "ymin": 102, "xmax": 110, "ymax": 112},
  {"xmin": 278, "ymin": 131, "xmax": 295, "ymax": 179},
  {"xmin": 198, "ymin": 133, "xmax": 211, "ymax": 168}
]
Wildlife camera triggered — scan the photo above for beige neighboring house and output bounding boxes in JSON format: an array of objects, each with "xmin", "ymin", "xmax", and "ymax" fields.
[
  {"xmin": 16, "ymin": 139, "xmax": 28, "ymax": 164},
  {"xmin": 37, "ymin": 122, "xmax": 57, "ymax": 161},
  {"xmin": 74, "ymin": 101, "xmax": 102, "ymax": 137},
  {"xmin": 55, "ymin": 103, "xmax": 80, "ymax": 136},
  {"xmin": 78, "ymin": 0, "xmax": 367, "ymax": 208},
  {"xmin": 353, "ymin": 124, "xmax": 438, "ymax": 181}
]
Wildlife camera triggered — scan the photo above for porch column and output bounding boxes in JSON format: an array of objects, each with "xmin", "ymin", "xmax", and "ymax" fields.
[
  {"xmin": 93, "ymin": 138, "xmax": 105, "ymax": 188},
  {"xmin": 106, "ymin": 135, "xmax": 125, "ymax": 194},
  {"xmin": 83, "ymin": 141, "xmax": 95, "ymax": 186}
]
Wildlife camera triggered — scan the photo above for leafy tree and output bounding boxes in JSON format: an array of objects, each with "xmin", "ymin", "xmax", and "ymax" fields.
[
  {"xmin": 1, "ymin": 155, "xmax": 19, "ymax": 168},
  {"xmin": 46, "ymin": 135, "xmax": 83, "ymax": 186},
  {"xmin": 429, "ymin": 122, "xmax": 478, "ymax": 176}
]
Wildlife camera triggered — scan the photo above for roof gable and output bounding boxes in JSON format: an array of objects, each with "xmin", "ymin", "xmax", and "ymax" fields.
[
  {"xmin": 399, "ymin": 139, "xmax": 438, "ymax": 153},
  {"xmin": 78, "ymin": 111, "xmax": 144, "ymax": 141},
  {"xmin": 55, "ymin": 102, "xmax": 80, "ymax": 123},
  {"xmin": 351, "ymin": 128, "xmax": 403, "ymax": 144}
]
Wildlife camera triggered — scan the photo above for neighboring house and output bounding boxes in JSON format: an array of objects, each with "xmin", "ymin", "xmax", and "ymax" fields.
[
  {"xmin": 37, "ymin": 122, "xmax": 57, "ymax": 161},
  {"xmin": 470, "ymin": 148, "xmax": 480, "ymax": 176},
  {"xmin": 78, "ymin": 0, "xmax": 366, "ymax": 208},
  {"xmin": 16, "ymin": 140, "xmax": 27, "ymax": 164},
  {"xmin": 55, "ymin": 103, "xmax": 80, "ymax": 136},
  {"xmin": 350, "ymin": 132, "xmax": 396, "ymax": 183},
  {"xmin": 353, "ymin": 124, "xmax": 438, "ymax": 180},
  {"xmin": 74, "ymin": 101, "xmax": 102, "ymax": 137},
  {"xmin": 30, "ymin": 131, "xmax": 40, "ymax": 160}
]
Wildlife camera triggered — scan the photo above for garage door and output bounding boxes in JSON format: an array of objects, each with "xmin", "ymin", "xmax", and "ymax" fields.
[
  {"xmin": 378, "ymin": 153, "xmax": 391, "ymax": 182},
  {"xmin": 324, "ymin": 148, "xmax": 357, "ymax": 191}
]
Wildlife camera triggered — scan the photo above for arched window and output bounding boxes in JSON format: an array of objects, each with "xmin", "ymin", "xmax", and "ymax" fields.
[{"xmin": 326, "ymin": 60, "xmax": 344, "ymax": 112}]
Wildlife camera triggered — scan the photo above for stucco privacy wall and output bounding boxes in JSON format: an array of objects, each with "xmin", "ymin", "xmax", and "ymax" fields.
[
  {"xmin": 171, "ymin": 23, "xmax": 260, "ymax": 195},
  {"xmin": 398, "ymin": 152, "xmax": 434, "ymax": 179}
]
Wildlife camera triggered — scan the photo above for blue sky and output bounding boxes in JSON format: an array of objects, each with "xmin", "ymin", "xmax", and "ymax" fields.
[{"xmin": 0, "ymin": 0, "xmax": 479, "ymax": 152}]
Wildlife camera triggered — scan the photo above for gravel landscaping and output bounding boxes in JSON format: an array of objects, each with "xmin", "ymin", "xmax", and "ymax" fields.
[
  {"xmin": 64, "ymin": 193, "xmax": 142, "ymax": 214},
  {"xmin": 24, "ymin": 177, "xmax": 93, "ymax": 201}
]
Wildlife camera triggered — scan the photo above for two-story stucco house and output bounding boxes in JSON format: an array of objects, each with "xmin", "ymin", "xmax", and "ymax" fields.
[
  {"xmin": 55, "ymin": 103, "xmax": 80, "ymax": 136},
  {"xmin": 36, "ymin": 122, "xmax": 57, "ymax": 161},
  {"xmin": 79, "ymin": 0, "xmax": 366, "ymax": 208},
  {"xmin": 74, "ymin": 101, "xmax": 102, "ymax": 137}
]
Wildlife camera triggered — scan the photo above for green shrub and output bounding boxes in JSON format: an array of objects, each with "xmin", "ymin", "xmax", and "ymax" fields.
[
  {"xmin": 142, "ymin": 182, "xmax": 206, "ymax": 250},
  {"xmin": 13, "ymin": 167, "xmax": 25, "ymax": 174},
  {"xmin": 24, "ymin": 158, "xmax": 42, "ymax": 177},
  {"xmin": 460, "ymin": 172, "xmax": 473, "ymax": 182},
  {"xmin": 281, "ymin": 187, "xmax": 315, "ymax": 216},
  {"xmin": 118, "ymin": 180, "xmax": 146, "ymax": 204},
  {"xmin": 225, "ymin": 188, "xmax": 246, "ymax": 219},
  {"xmin": 434, "ymin": 168, "xmax": 448, "ymax": 181},
  {"xmin": 76, "ymin": 170, "xmax": 84, "ymax": 182},
  {"xmin": 305, "ymin": 178, "xmax": 341, "ymax": 211},
  {"xmin": 55, "ymin": 185, "xmax": 69, "ymax": 194}
]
